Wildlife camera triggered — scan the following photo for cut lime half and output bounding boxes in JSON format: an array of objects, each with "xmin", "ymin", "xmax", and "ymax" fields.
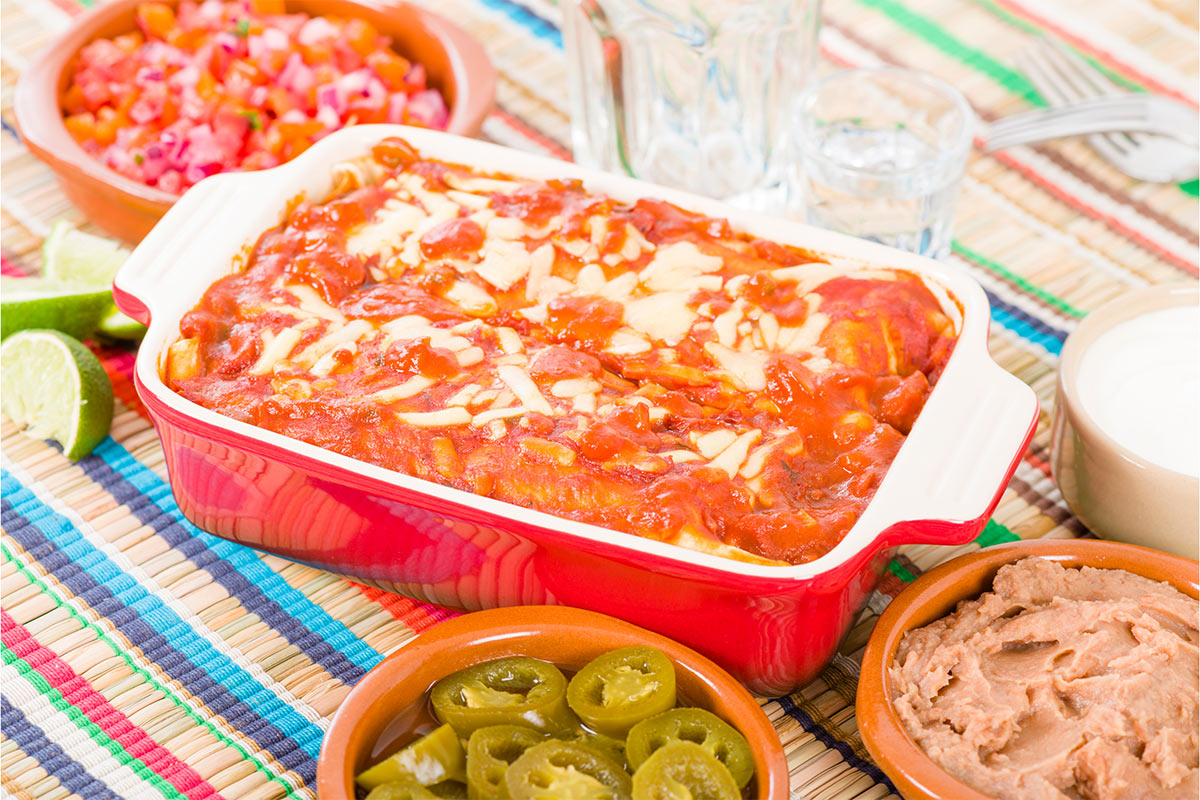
[
  {"xmin": 1, "ymin": 329, "xmax": 114, "ymax": 460},
  {"xmin": 42, "ymin": 220, "xmax": 131, "ymax": 287},
  {"xmin": 0, "ymin": 276, "xmax": 115, "ymax": 340}
]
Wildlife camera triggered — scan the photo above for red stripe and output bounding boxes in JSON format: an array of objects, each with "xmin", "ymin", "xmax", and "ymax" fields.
[
  {"xmin": 350, "ymin": 583, "xmax": 457, "ymax": 632},
  {"xmin": 0, "ymin": 610, "xmax": 226, "ymax": 800},
  {"xmin": 1023, "ymin": 448, "xmax": 1054, "ymax": 479},
  {"xmin": 487, "ymin": 108, "xmax": 573, "ymax": 162},
  {"xmin": 986, "ymin": 149, "xmax": 1199, "ymax": 276},
  {"xmin": 2, "ymin": 255, "xmax": 28, "ymax": 276},
  {"xmin": 990, "ymin": 0, "xmax": 1199, "ymax": 110},
  {"xmin": 90, "ymin": 345, "xmax": 151, "ymax": 420}
]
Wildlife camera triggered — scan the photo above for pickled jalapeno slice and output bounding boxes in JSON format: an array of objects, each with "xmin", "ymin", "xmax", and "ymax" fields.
[
  {"xmin": 466, "ymin": 724, "xmax": 546, "ymax": 800},
  {"xmin": 365, "ymin": 777, "xmax": 440, "ymax": 800},
  {"xmin": 432, "ymin": 657, "xmax": 573, "ymax": 737},
  {"xmin": 566, "ymin": 647, "xmax": 677, "ymax": 738},
  {"xmin": 625, "ymin": 709, "xmax": 753, "ymax": 788},
  {"xmin": 630, "ymin": 741, "xmax": 740, "ymax": 800},
  {"xmin": 428, "ymin": 781, "xmax": 469, "ymax": 799},
  {"xmin": 357, "ymin": 723, "xmax": 468, "ymax": 791},
  {"xmin": 505, "ymin": 740, "xmax": 633, "ymax": 800}
]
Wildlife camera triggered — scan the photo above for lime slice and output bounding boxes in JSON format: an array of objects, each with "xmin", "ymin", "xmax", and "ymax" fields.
[
  {"xmin": 0, "ymin": 277, "xmax": 115, "ymax": 341},
  {"xmin": 96, "ymin": 307, "xmax": 147, "ymax": 342},
  {"xmin": 1, "ymin": 329, "xmax": 114, "ymax": 460},
  {"xmin": 42, "ymin": 220, "xmax": 130, "ymax": 287}
]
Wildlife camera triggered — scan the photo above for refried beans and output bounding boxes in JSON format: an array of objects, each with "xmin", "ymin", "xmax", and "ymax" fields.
[{"xmin": 890, "ymin": 557, "xmax": 1198, "ymax": 800}]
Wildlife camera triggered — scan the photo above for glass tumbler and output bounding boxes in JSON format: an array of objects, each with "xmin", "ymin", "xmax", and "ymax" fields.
[
  {"xmin": 796, "ymin": 67, "xmax": 973, "ymax": 259},
  {"xmin": 563, "ymin": 0, "xmax": 822, "ymax": 213}
]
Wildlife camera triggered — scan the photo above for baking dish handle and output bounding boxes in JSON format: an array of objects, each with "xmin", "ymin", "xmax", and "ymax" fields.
[
  {"xmin": 112, "ymin": 174, "xmax": 246, "ymax": 326},
  {"xmin": 866, "ymin": 355, "xmax": 1039, "ymax": 546}
]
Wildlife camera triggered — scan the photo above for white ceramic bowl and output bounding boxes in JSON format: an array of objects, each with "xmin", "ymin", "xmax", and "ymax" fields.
[{"xmin": 1052, "ymin": 283, "xmax": 1199, "ymax": 559}]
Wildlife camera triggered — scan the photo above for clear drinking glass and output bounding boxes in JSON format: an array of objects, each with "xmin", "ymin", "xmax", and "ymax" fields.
[
  {"xmin": 563, "ymin": 0, "xmax": 822, "ymax": 213},
  {"xmin": 796, "ymin": 67, "xmax": 973, "ymax": 259}
]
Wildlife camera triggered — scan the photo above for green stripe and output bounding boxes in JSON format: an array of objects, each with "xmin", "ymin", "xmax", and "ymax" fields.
[
  {"xmin": 974, "ymin": 519, "xmax": 1022, "ymax": 548},
  {"xmin": 853, "ymin": 0, "xmax": 1199, "ymax": 196},
  {"xmin": 0, "ymin": 541, "xmax": 306, "ymax": 800},
  {"xmin": 952, "ymin": 242, "xmax": 1086, "ymax": 317},
  {"xmin": 964, "ymin": 0, "xmax": 1144, "ymax": 92},
  {"xmin": 854, "ymin": 0, "xmax": 1044, "ymax": 104},
  {"xmin": 887, "ymin": 560, "xmax": 917, "ymax": 582},
  {"xmin": 2, "ymin": 643, "xmax": 180, "ymax": 800}
]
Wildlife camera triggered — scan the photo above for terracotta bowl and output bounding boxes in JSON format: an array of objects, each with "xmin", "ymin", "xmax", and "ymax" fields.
[
  {"xmin": 13, "ymin": 0, "xmax": 495, "ymax": 243},
  {"xmin": 1051, "ymin": 283, "xmax": 1199, "ymax": 560},
  {"xmin": 856, "ymin": 539, "xmax": 1199, "ymax": 800},
  {"xmin": 317, "ymin": 606, "xmax": 790, "ymax": 800}
]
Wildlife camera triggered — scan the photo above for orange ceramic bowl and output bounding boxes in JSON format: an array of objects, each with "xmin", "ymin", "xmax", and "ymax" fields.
[
  {"xmin": 856, "ymin": 539, "xmax": 1199, "ymax": 800},
  {"xmin": 317, "ymin": 606, "xmax": 790, "ymax": 800},
  {"xmin": 13, "ymin": 0, "xmax": 495, "ymax": 243}
]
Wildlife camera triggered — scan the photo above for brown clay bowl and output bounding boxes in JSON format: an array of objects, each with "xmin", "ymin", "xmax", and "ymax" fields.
[
  {"xmin": 317, "ymin": 606, "xmax": 790, "ymax": 800},
  {"xmin": 13, "ymin": 0, "xmax": 495, "ymax": 243},
  {"xmin": 856, "ymin": 539, "xmax": 1199, "ymax": 800}
]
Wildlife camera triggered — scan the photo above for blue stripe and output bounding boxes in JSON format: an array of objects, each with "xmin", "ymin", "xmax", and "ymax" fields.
[
  {"xmin": 0, "ymin": 697, "xmax": 123, "ymax": 800},
  {"xmin": 985, "ymin": 289, "xmax": 1066, "ymax": 355},
  {"xmin": 478, "ymin": 0, "xmax": 563, "ymax": 48},
  {"xmin": 82, "ymin": 438, "xmax": 382, "ymax": 682},
  {"xmin": 1, "ymin": 473, "xmax": 322, "ymax": 777},
  {"xmin": 776, "ymin": 694, "xmax": 898, "ymax": 792}
]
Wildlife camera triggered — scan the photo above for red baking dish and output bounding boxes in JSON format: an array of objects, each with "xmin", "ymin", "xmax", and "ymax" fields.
[{"xmin": 113, "ymin": 125, "xmax": 1038, "ymax": 694}]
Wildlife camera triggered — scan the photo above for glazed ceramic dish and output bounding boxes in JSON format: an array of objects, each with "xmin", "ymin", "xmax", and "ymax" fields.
[
  {"xmin": 112, "ymin": 124, "xmax": 1038, "ymax": 694},
  {"xmin": 12, "ymin": 0, "xmax": 495, "ymax": 243},
  {"xmin": 1052, "ymin": 283, "xmax": 1199, "ymax": 559},
  {"xmin": 316, "ymin": 606, "xmax": 790, "ymax": 799},
  {"xmin": 856, "ymin": 539, "xmax": 1200, "ymax": 800}
]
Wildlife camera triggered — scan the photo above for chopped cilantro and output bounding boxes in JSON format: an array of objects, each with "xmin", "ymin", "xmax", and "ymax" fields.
[
  {"xmin": 240, "ymin": 110, "xmax": 263, "ymax": 130},
  {"xmin": 234, "ymin": 19, "xmax": 250, "ymax": 37},
  {"xmin": 134, "ymin": 153, "xmax": 144, "ymax": 165}
]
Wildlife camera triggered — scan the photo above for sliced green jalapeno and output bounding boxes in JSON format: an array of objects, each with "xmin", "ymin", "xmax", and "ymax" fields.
[
  {"xmin": 566, "ymin": 647, "xmax": 677, "ymax": 738},
  {"xmin": 569, "ymin": 731, "xmax": 627, "ymax": 771},
  {"xmin": 625, "ymin": 709, "xmax": 753, "ymax": 789},
  {"xmin": 365, "ymin": 777, "xmax": 439, "ymax": 800},
  {"xmin": 630, "ymin": 741, "xmax": 740, "ymax": 800},
  {"xmin": 505, "ymin": 740, "xmax": 633, "ymax": 800},
  {"xmin": 432, "ymin": 657, "xmax": 574, "ymax": 738},
  {"xmin": 466, "ymin": 724, "xmax": 546, "ymax": 800},
  {"xmin": 429, "ymin": 780, "xmax": 469, "ymax": 799},
  {"xmin": 357, "ymin": 723, "xmax": 468, "ymax": 791}
]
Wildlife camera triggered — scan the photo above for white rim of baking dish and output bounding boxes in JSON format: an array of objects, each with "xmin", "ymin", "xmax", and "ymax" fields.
[{"xmin": 115, "ymin": 124, "xmax": 1037, "ymax": 581}]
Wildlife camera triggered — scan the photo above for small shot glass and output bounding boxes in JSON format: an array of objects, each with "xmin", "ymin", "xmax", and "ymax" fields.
[{"xmin": 795, "ymin": 67, "xmax": 974, "ymax": 259}]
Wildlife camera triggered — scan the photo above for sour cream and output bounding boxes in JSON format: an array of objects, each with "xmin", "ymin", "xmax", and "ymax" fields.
[{"xmin": 1076, "ymin": 305, "xmax": 1199, "ymax": 477}]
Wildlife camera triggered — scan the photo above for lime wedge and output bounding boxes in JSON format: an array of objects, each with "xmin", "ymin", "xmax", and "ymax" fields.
[
  {"xmin": 0, "ymin": 277, "xmax": 115, "ymax": 341},
  {"xmin": 1, "ymin": 329, "xmax": 114, "ymax": 460},
  {"xmin": 42, "ymin": 220, "xmax": 130, "ymax": 287},
  {"xmin": 96, "ymin": 307, "xmax": 147, "ymax": 342}
]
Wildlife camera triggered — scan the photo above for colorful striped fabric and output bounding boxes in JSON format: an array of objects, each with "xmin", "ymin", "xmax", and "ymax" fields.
[{"xmin": 1, "ymin": 0, "xmax": 1196, "ymax": 797}]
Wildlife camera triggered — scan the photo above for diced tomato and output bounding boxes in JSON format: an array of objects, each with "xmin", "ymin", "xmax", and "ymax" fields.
[
  {"xmin": 113, "ymin": 32, "xmax": 145, "ymax": 53},
  {"xmin": 61, "ymin": 85, "xmax": 89, "ymax": 115},
  {"xmin": 136, "ymin": 3, "xmax": 176, "ymax": 39},
  {"xmin": 60, "ymin": 1, "xmax": 447, "ymax": 193},
  {"xmin": 367, "ymin": 50, "xmax": 411, "ymax": 91},
  {"xmin": 342, "ymin": 19, "xmax": 378, "ymax": 56},
  {"xmin": 64, "ymin": 112, "xmax": 97, "ymax": 142}
]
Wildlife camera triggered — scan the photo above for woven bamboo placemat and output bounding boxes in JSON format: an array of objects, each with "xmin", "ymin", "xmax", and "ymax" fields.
[{"xmin": 2, "ymin": 0, "xmax": 1197, "ymax": 797}]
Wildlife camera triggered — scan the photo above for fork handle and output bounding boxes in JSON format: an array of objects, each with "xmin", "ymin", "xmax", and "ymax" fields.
[{"xmin": 985, "ymin": 117, "xmax": 1199, "ymax": 152}]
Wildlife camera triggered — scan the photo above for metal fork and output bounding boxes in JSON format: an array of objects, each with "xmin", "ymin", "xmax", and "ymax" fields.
[
  {"xmin": 1016, "ymin": 37, "xmax": 1199, "ymax": 183},
  {"xmin": 985, "ymin": 95, "xmax": 1199, "ymax": 152}
]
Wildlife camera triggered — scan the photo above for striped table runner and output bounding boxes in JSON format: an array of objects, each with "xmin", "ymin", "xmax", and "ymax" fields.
[{"xmin": 2, "ymin": 0, "xmax": 1196, "ymax": 798}]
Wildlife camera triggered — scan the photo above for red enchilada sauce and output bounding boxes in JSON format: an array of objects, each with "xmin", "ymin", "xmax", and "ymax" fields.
[{"xmin": 168, "ymin": 137, "xmax": 958, "ymax": 565}]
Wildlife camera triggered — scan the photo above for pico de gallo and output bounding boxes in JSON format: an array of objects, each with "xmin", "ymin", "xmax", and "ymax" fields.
[{"xmin": 61, "ymin": 0, "xmax": 449, "ymax": 194}]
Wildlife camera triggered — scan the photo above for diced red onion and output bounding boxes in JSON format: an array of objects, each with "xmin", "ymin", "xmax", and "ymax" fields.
[
  {"xmin": 298, "ymin": 16, "xmax": 337, "ymax": 46},
  {"xmin": 386, "ymin": 91, "xmax": 408, "ymax": 124},
  {"xmin": 405, "ymin": 89, "xmax": 448, "ymax": 129}
]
